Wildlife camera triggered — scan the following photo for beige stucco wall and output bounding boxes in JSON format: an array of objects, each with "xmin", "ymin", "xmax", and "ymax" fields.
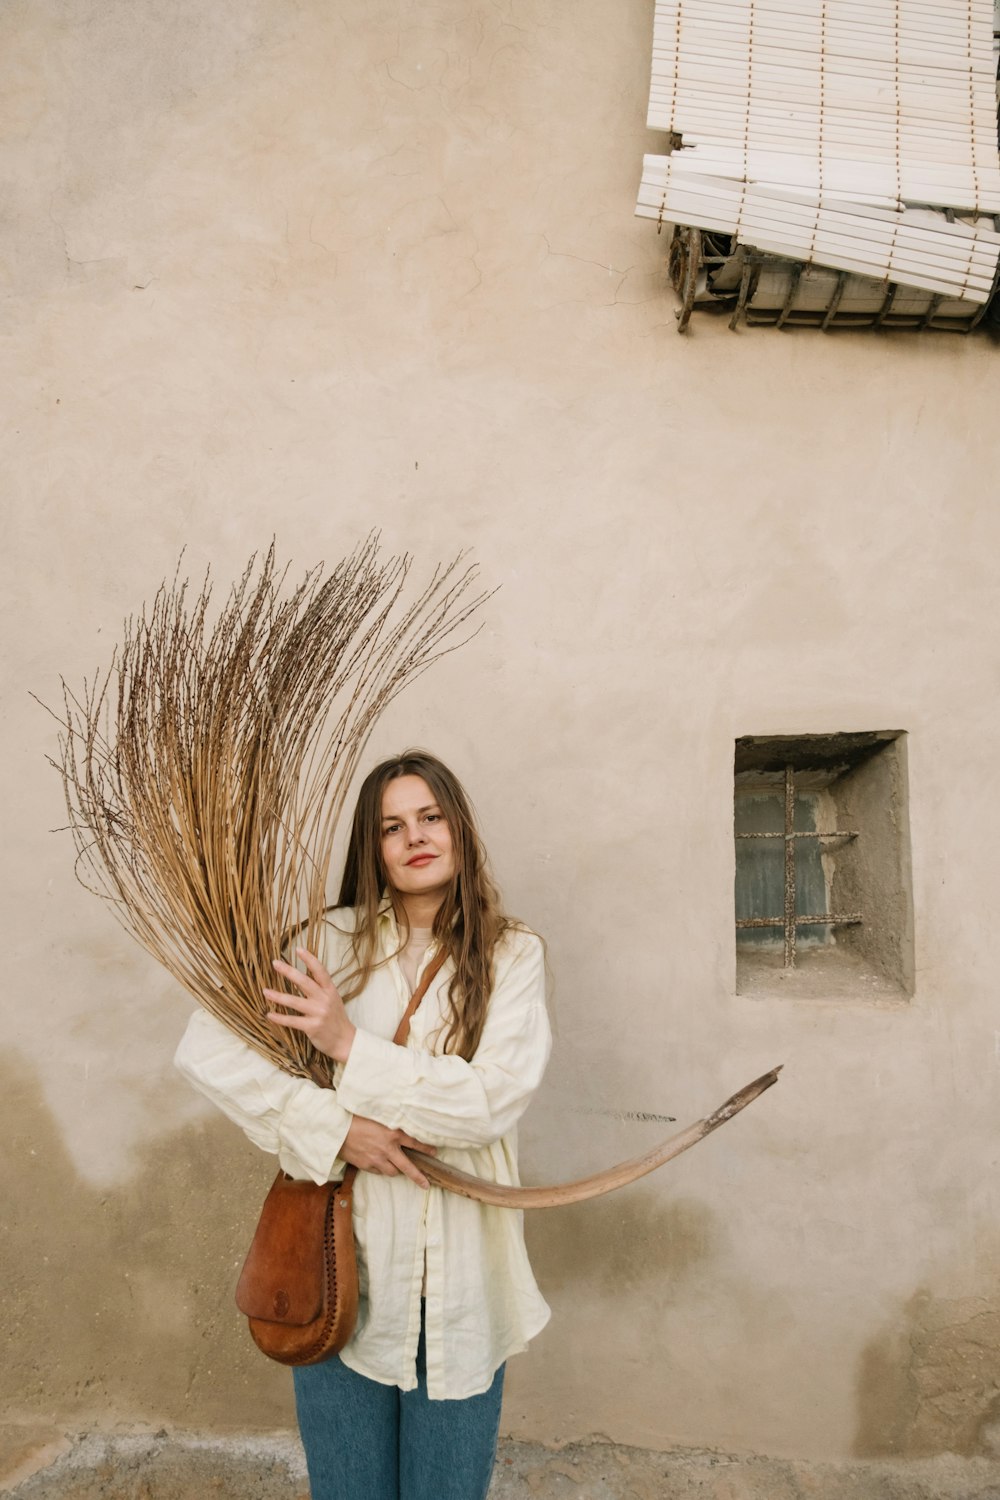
[{"xmin": 4, "ymin": 0, "xmax": 1000, "ymax": 1468}]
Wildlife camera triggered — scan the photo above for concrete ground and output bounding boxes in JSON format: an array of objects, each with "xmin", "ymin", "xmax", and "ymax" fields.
[{"xmin": 5, "ymin": 1428, "xmax": 1000, "ymax": 1500}]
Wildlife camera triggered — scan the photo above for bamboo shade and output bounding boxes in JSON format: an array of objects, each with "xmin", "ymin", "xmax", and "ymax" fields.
[{"xmin": 636, "ymin": 0, "xmax": 1000, "ymax": 301}]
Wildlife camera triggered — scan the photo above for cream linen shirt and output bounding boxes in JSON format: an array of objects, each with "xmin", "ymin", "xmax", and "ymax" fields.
[{"xmin": 173, "ymin": 908, "xmax": 552, "ymax": 1399}]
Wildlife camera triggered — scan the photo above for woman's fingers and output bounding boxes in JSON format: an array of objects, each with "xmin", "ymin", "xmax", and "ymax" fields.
[
  {"xmin": 295, "ymin": 948, "xmax": 338, "ymax": 990},
  {"xmin": 396, "ymin": 1133, "xmax": 437, "ymax": 1156},
  {"xmin": 266, "ymin": 953, "xmax": 353, "ymax": 1062},
  {"xmin": 293, "ymin": 950, "xmax": 348, "ymax": 1017},
  {"xmin": 391, "ymin": 1148, "xmax": 429, "ymax": 1190},
  {"xmin": 266, "ymin": 1011, "xmax": 311, "ymax": 1033},
  {"xmin": 340, "ymin": 1117, "xmax": 431, "ymax": 1188},
  {"xmin": 263, "ymin": 986, "xmax": 316, "ymax": 1015},
  {"xmin": 271, "ymin": 957, "xmax": 318, "ymax": 996}
]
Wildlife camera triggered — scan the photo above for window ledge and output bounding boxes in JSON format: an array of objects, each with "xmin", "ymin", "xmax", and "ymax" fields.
[{"xmin": 736, "ymin": 945, "xmax": 909, "ymax": 1002}]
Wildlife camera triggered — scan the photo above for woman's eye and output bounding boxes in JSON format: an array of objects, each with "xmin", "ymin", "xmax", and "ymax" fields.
[
  {"xmin": 383, "ymin": 823, "xmax": 401, "ymax": 836},
  {"xmin": 424, "ymin": 813, "xmax": 441, "ymax": 823}
]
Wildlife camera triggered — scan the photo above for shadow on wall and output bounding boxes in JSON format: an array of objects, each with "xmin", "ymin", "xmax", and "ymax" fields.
[
  {"xmin": 525, "ymin": 1188, "xmax": 719, "ymax": 1296},
  {"xmin": 856, "ymin": 1285, "xmax": 1000, "ymax": 1458},
  {"xmin": 0, "ymin": 1054, "xmax": 295, "ymax": 1429}
]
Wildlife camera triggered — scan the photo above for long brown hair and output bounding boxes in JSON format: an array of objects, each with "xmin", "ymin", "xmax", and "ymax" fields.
[{"xmin": 336, "ymin": 750, "xmax": 510, "ymax": 1060}]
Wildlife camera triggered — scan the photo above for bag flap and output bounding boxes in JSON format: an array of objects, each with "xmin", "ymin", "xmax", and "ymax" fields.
[{"xmin": 235, "ymin": 1173, "xmax": 333, "ymax": 1326}]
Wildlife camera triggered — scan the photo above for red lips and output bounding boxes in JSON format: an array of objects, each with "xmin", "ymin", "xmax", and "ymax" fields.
[{"xmin": 406, "ymin": 854, "xmax": 436, "ymax": 866}]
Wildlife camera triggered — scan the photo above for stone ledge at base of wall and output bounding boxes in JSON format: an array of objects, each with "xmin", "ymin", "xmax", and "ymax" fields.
[{"xmin": 5, "ymin": 1429, "xmax": 1000, "ymax": 1500}]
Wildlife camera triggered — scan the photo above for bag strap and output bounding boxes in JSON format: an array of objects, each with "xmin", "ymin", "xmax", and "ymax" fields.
[
  {"xmin": 338, "ymin": 944, "xmax": 448, "ymax": 1197},
  {"xmin": 392, "ymin": 945, "xmax": 448, "ymax": 1046}
]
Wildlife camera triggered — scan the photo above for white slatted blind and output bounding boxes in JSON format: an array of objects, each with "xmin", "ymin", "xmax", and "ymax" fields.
[{"xmin": 636, "ymin": 0, "xmax": 1000, "ymax": 302}]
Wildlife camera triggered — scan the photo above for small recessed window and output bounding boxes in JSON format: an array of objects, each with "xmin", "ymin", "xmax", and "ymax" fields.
[{"xmin": 734, "ymin": 732, "xmax": 914, "ymax": 999}]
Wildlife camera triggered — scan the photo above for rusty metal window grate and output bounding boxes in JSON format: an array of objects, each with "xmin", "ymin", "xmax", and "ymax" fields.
[
  {"xmin": 734, "ymin": 730, "xmax": 916, "ymax": 998},
  {"xmin": 735, "ymin": 763, "xmax": 861, "ymax": 969}
]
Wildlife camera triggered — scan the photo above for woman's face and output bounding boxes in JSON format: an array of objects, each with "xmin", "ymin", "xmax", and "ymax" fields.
[{"xmin": 380, "ymin": 774, "xmax": 456, "ymax": 908}]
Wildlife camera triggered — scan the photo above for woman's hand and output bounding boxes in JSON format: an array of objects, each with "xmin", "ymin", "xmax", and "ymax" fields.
[
  {"xmin": 340, "ymin": 1115, "xmax": 438, "ymax": 1189},
  {"xmin": 265, "ymin": 948, "xmax": 357, "ymax": 1064}
]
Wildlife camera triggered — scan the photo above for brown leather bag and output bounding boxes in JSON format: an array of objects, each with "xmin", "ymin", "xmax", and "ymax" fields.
[{"xmin": 234, "ymin": 949, "xmax": 447, "ymax": 1366}]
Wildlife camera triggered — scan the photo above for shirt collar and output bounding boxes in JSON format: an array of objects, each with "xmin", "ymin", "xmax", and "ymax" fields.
[{"xmin": 376, "ymin": 896, "xmax": 443, "ymax": 958}]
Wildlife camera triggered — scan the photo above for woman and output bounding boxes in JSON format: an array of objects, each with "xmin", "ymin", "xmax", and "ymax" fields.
[{"xmin": 174, "ymin": 749, "xmax": 551, "ymax": 1500}]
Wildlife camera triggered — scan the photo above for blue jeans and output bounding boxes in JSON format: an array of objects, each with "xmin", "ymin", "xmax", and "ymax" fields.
[{"xmin": 293, "ymin": 1313, "xmax": 505, "ymax": 1500}]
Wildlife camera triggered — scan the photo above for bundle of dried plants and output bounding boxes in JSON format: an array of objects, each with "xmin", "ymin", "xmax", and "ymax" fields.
[{"xmin": 44, "ymin": 539, "xmax": 491, "ymax": 1088}]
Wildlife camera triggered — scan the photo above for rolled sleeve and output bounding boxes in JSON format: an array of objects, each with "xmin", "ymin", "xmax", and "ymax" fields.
[
  {"xmin": 174, "ymin": 1009, "xmax": 353, "ymax": 1184},
  {"xmin": 335, "ymin": 930, "xmax": 551, "ymax": 1149}
]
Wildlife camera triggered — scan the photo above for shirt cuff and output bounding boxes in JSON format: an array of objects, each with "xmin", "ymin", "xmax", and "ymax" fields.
[
  {"xmin": 336, "ymin": 1027, "xmax": 413, "ymax": 1126},
  {"xmin": 271, "ymin": 1081, "xmax": 354, "ymax": 1184}
]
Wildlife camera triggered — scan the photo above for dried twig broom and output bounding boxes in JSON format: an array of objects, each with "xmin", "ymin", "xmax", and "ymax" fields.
[
  {"xmin": 42, "ymin": 539, "xmax": 780, "ymax": 1208},
  {"xmin": 43, "ymin": 538, "xmax": 492, "ymax": 1088}
]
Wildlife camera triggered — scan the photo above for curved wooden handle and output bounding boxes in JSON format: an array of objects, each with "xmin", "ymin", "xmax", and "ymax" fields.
[{"xmin": 404, "ymin": 1067, "xmax": 781, "ymax": 1209}]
